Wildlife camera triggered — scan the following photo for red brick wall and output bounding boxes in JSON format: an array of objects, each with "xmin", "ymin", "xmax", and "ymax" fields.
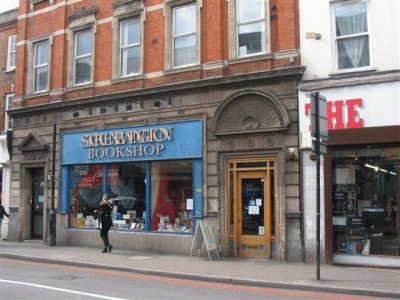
[
  {"xmin": 0, "ymin": 11, "xmax": 17, "ymax": 133},
  {"xmin": 13, "ymin": 0, "xmax": 300, "ymax": 105}
]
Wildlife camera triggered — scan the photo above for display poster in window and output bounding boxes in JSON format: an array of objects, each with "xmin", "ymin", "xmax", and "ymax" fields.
[
  {"xmin": 347, "ymin": 217, "xmax": 365, "ymax": 241},
  {"xmin": 186, "ymin": 198, "xmax": 193, "ymax": 211},
  {"xmin": 258, "ymin": 226, "xmax": 265, "ymax": 236},
  {"xmin": 248, "ymin": 205, "xmax": 259, "ymax": 215},
  {"xmin": 333, "ymin": 190, "xmax": 346, "ymax": 216}
]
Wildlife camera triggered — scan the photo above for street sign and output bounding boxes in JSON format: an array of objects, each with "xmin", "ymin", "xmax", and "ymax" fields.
[
  {"xmin": 310, "ymin": 93, "xmax": 328, "ymax": 140},
  {"xmin": 312, "ymin": 139, "xmax": 327, "ymax": 154}
]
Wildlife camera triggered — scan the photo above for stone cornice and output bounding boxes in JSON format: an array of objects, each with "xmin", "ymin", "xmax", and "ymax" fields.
[
  {"xmin": 9, "ymin": 66, "xmax": 305, "ymax": 117},
  {"xmin": 298, "ymin": 69, "xmax": 400, "ymax": 91}
]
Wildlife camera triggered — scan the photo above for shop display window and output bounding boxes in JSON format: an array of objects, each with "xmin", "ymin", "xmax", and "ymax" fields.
[
  {"xmin": 150, "ymin": 161, "xmax": 193, "ymax": 233},
  {"xmin": 70, "ymin": 164, "xmax": 104, "ymax": 227},
  {"xmin": 107, "ymin": 163, "xmax": 146, "ymax": 230},
  {"xmin": 69, "ymin": 160, "xmax": 194, "ymax": 234},
  {"xmin": 332, "ymin": 146, "xmax": 400, "ymax": 256}
]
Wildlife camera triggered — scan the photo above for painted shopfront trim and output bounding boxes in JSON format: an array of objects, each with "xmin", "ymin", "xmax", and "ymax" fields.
[
  {"xmin": 61, "ymin": 120, "xmax": 203, "ymax": 165},
  {"xmin": 60, "ymin": 120, "xmax": 203, "ymax": 234}
]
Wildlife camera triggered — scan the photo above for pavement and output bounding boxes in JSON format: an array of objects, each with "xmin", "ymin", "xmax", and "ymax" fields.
[{"xmin": 1, "ymin": 240, "xmax": 400, "ymax": 299}]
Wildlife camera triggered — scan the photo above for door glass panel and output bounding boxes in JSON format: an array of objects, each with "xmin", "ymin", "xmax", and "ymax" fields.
[
  {"xmin": 270, "ymin": 169, "xmax": 275, "ymax": 236},
  {"xmin": 32, "ymin": 178, "xmax": 44, "ymax": 238},
  {"xmin": 241, "ymin": 178, "xmax": 264, "ymax": 235},
  {"xmin": 237, "ymin": 162, "xmax": 267, "ymax": 168},
  {"xmin": 33, "ymin": 179, "xmax": 44, "ymax": 213},
  {"xmin": 229, "ymin": 170, "xmax": 234, "ymax": 235}
]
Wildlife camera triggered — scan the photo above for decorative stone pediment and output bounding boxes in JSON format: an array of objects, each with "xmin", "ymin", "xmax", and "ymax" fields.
[
  {"xmin": 212, "ymin": 90, "xmax": 290, "ymax": 136},
  {"xmin": 18, "ymin": 132, "xmax": 49, "ymax": 153}
]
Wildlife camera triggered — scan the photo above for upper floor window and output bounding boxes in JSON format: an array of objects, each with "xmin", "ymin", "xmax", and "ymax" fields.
[
  {"xmin": 74, "ymin": 29, "xmax": 93, "ymax": 85},
  {"xmin": 237, "ymin": 0, "xmax": 266, "ymax": 57},
  {"xmin": 164, "ymin": 0, "xmax": 200, "ymax": 70},
  {"xmin": 33, "ymin": 40, "xmax": 50, "ymax": 92},
  {"xmin": 7, "ymin": 34, "xmax": 17, "ymax": 71},
  {"xmin": 333, "ymin": 1, "xmax": 370, "ymax": 70},
  {"xmin": 173, "ymin": 4, "xmax": 197, "ymax": 67},
  {"xmin": 120, "ymin": 17, "xmax": 141, "ymax": 76},
  {"xmin": 5, "ymin": 94, "xmax": 14, "ymax": 130},
  {"xmin": 227, "ymin": 0, "xmax": 271, "ymax": 60}
]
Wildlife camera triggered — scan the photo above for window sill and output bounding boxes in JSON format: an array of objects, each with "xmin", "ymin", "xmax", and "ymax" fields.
[
  {"xmin": 5, "ymin": 68, "xmax": 15, "ymax": 74},
  {"xmin": 329, "ymin": 66, "xmax": 377, "ymax": 77},
  {"xmin": 111, "ymin": 74, "xmax": 144, "ymax": 84},
  {"xmin": 228, "ymin": 53, "xmax": 273, "ymax": 65},
  {"xmin": 66, "ymin": 83, "xmax": 94, "ymax": 92},
  {"xmin": 68, "ymin": 226, "xmax": 193, "ymax": 235},
  {"xmin": 24, "ymin": 91, "xmax": 50, "ymax": 99},
  {"xmin": 164, "ymin": 64, "xmax": 202, "ymax": 75}
]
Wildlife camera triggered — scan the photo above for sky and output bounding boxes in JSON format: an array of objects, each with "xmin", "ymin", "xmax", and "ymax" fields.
[{"xmin": 0, "ymin": 0, "xmax": 19, "ymax": 13}]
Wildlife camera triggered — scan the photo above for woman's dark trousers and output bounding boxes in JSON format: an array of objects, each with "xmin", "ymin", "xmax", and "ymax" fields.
[{"xmin": 100, "ymin": 226, "xmax": 111, "ymax": 248}]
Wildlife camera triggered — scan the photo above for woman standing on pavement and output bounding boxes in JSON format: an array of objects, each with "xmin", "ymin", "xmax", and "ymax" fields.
[
  {"xmin": 95, "ymin": 193, "xmax": 113, "ymax": 253},
  {"xmin": 0, "ymin": 193, "xmax": 10, "ymax": 240}
]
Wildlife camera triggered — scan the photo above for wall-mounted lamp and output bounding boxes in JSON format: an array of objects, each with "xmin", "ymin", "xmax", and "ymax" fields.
[
  {"xmin": 73, "ymin": 108, "xmax": 92, "ymax": 118},
  {"xmin": 153, "ymin": 97, "xmax": 171, "ymax": 109},
  {"xmin": 305, "ymin": 32, "xmax": 321, "ymax": 40},
  {"xmin": 286, "ymin": 147, "xmax": 296, "ymax": 161},
  {"xmin": 126, "ymin": 101, "xmax": 143, "ymax": 111},
  {"xmin": 100, "ymin": 104, "xmax": 118, "ymax": 114},
  {"xmin": 100, "ymin": 105, "xmax": 107, "ymax": 114}
]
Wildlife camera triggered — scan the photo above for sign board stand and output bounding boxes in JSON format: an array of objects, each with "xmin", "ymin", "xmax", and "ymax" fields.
[{"xmin": 190, "ymin": 221, "xmax": 219, "ymax": 261}]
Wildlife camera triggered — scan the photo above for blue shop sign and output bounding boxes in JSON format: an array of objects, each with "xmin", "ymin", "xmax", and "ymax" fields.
[{"xmin": 62, "ymin": 120, "xmax": 202, "ymax": 165}]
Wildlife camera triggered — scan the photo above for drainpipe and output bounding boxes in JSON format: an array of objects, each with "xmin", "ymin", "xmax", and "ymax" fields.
[{"xmin": 49, "ymin": 124, "xmax": 56, "ymax": 246}]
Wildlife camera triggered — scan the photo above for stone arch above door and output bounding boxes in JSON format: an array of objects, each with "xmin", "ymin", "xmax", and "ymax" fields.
[{"xmin": 212, "ymin": 90, "xmax": 290, "ymax": 136}]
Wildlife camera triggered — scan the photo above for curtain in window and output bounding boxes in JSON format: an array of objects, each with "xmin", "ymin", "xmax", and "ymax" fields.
[
  {"xmin": 173, "ymin": 4, "xmax": 196, "ymax": 67},
  {"xmin": 336, "ymin": 2, "xmax": 369, "ymax": 69},
  {"xmin": 151, "ymin": 165, "xmax": 174, "ymax": 230}
]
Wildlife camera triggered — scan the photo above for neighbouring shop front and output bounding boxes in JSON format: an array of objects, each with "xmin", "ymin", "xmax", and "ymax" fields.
[
  {"xmin": 299, "ymin": 80, "xmax": 400, "ymax": 267},
  {"xmin": 60, "ymin": 120, "xmax": 203, "ymax": 252}
]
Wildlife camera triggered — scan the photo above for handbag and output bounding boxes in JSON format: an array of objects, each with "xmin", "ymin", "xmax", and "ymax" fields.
[{"xmin": 96, "ymin": 218, "xmax": 102, "ymax": 230}]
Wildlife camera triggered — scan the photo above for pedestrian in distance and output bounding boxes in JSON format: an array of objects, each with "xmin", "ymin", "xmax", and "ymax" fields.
[
  {"xmin": 94, "ymin": 193, "xmax": 113, "ymax": 253},
  {"xmin": 0, "ymin": 193, "xmax": 10, "ymax": 240}
]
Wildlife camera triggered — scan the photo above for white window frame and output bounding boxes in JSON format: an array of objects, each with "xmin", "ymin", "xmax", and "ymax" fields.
[
  {"xmin": 33, "ymin": 40, "xmax": 50, "ymax": 93},
  {"xmin": 164, "ymin": 0, "xmax": 202, "ymax": 71},
  {"xmin": 26, "ymin": 35, "xmax": 52, "ymax": 95},
  {"xmin": 172, "ymin": 3, "xmax": 197, "ymax": 68},
  {"xmin": 5, "ymin": 94, "xmax": 14, "ymax": 130},
  {"xmin": 111, "ymin": 1, "xmax": 144, "ymax": 81},
  {"xmin": 331, "ymin": 0, "xmax": 372, "ymax": 73},
  {"xmin": 67, "ymin": 11, "xmax": 97, "ymax": 88},
  {"xmin": 74, "ymin": 28, "xmax": 93, "ymax": 85},
  {"xmin": 227, "ymin": 0, "xmax": 271, "ymax": 60},
  {"xmin": 120, "ymin": 17, "xmax": 141, "ymax": 77},
  {"xmin": 7, "ymin": 34, "xmax": 17, "ymax": 71}
]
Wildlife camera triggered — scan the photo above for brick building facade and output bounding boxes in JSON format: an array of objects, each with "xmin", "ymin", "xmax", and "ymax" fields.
[
  {"xmin": 8, "ymin": 0, "xmax": 304, "ymax": 261},
  {"xmin": 0, "ymin": 8, "xmax": 17, "ymax": 240}
]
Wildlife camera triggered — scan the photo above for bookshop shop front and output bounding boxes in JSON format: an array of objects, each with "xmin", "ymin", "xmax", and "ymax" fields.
[{"xmin": 60, "ymin": 120, "xmax": 203, "ymax": 253}]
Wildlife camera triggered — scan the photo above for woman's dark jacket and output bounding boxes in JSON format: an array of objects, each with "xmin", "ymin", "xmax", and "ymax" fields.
[
  {"xmin": 98, "ymin": 200, "xmax": 113, "ymax": 228},
  {"xmin": 0, "ymin": 205, "xmax": 9, "ymax": 218}
]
